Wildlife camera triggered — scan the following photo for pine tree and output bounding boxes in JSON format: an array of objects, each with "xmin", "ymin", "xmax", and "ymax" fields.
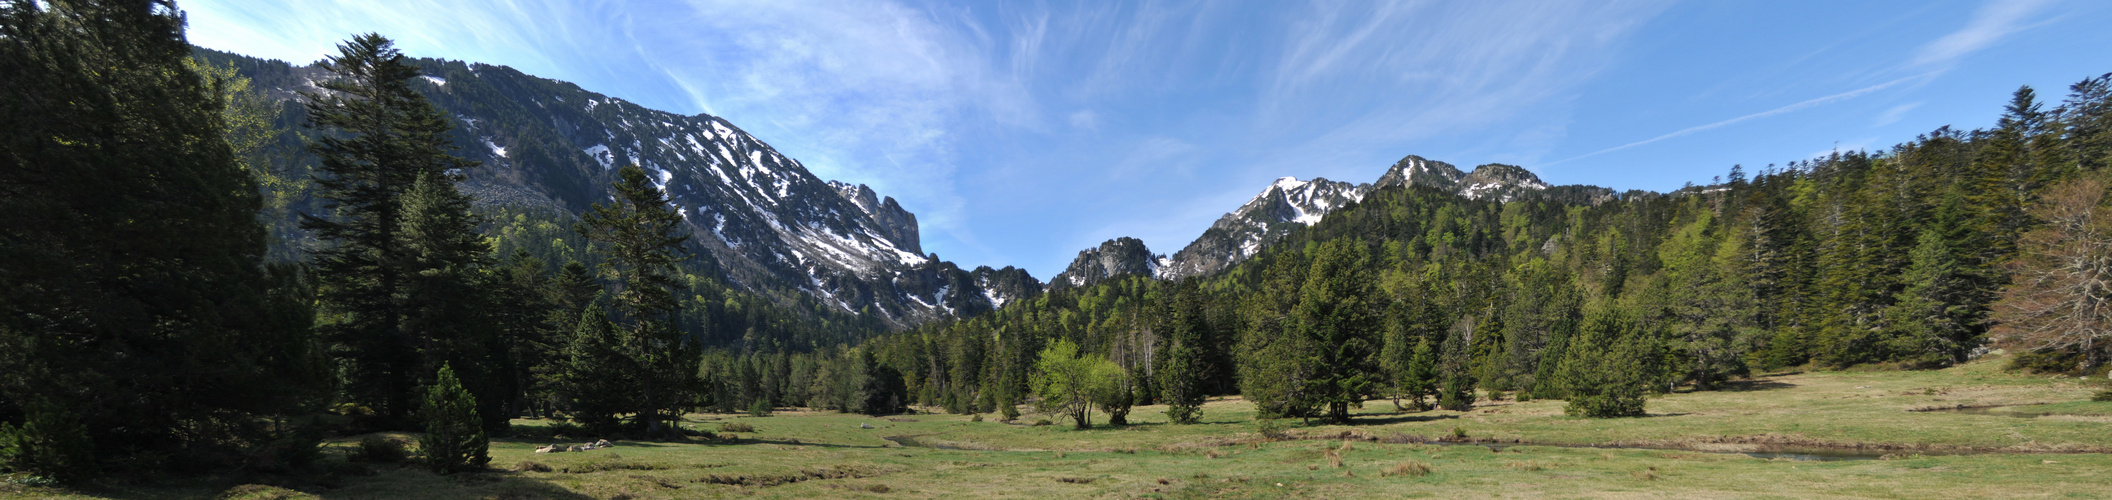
[
  {"xmin": 1558, "ymin": 306, "xmax": 1652, "ymax": 418},
  {"xmin": 1237, "ymin": 254, "xmax": 1316, "ymax": 419},
  {"xmin": 1292, "ymin": 240, "xmax": 1382, "ymax": 422},
  {"xmin": 1406, "ymin": 336, "xmax": 1439, "ymax": 410},
  {"xmin": 577, "ymin": 165, "xmax": 698, "ymax": 439},
  {"xmin": 301, "ymin": 33, "xmax": 478, "ymax": 427},
  {"xmin": 562, "ymin": 304, "xmax": 635, "ymax": 434},
  {"xmin": 1378, "ymin": 314, "xmax": 1415, "ymax": 411},
  {"xmin": 1, "ymin": 0, "xmax": 325, "ymax": 472},
  {"xmin": 855, "ymin": 349, "xmax": 908, "ymax": 415},
  {"xmin": 398, "ymin": 171, "xmax": 509, "ymax": 430},
  {"xmin": 419, "ymin": 364, "xmax": 491, "ymax": 473},
  {"xmin": 1159, "ymin": 282, "xmax": 1208, "ymax": 423},
  {"xmin": 1437, "ymin": 317, "xmax": 1478, "ymax": 411},
  {"xmin": 1882, "ymin": 190, "xmax": 1991, "ymax": 366}
]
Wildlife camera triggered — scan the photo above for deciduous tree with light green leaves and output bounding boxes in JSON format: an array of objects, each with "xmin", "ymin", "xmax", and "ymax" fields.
[{"xmin": 1034, "ymin": 339, "xmax": 1119, "ymax": 429}]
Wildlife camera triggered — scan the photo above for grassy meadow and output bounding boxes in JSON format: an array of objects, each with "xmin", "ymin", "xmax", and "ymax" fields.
[{"xmin": 12, "ymin": 354, "xmax": 2112, "ymax": 499}]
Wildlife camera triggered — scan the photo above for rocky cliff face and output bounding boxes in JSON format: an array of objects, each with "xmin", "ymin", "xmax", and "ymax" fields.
[{"xmin": 1049, "ymin": 237, "xmax": 1163, "ymax": 290}]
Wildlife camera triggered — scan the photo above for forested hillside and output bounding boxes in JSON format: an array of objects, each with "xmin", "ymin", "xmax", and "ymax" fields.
[{"xmin": 715, "ymin": 76, "xmax": 2112, "ymax": 425}]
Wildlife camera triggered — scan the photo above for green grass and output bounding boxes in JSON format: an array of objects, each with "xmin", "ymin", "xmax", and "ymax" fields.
[{"xmin": 9, "ymin": 355, "xmax": 2112, "ymax": 498}]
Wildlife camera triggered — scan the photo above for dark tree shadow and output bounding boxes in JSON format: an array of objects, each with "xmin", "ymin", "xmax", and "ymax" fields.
[
  {"xmin": 1345, "ymin": 414, "xmax": 1462, "ymax": 426},
  {"xmin": 1719, "ymin": 379, "xmax": 1797, "ymax": 392}
]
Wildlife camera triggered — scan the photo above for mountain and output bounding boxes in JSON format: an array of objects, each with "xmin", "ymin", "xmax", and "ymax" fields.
[
  {"xmin": 202, "ymin": 44, "xmax": 1603, "ymax": 328},
  {"xmin": 197, "ymin": 48, "xmax": 1029, "ymax": 327},
  {"xmin": 1059, "ymin": 154, "xmax": 1614, "ymax": 283},
  {"xmin": 1157, "ymin": 176, "xmax": 1368, "ymax": 280},
  {"xmin": 1048, "ymin": 237, "xmax": 1163, "ymax": 290}
]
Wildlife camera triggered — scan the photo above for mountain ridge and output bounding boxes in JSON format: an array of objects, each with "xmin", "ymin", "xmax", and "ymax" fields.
[{"xmin": 1053, "ymin": 155, "xmax": 1615, "ymax": 286}]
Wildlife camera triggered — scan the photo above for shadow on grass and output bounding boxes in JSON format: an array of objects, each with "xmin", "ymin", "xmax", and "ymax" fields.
[
  {"xmin": 1340, "ymin": 413, "xmax": 1463, "ymax": 426},
  {"xmin": 1719, "ymin": 379, "xmax": 1798, "ymax": 392},
  {"xmin": 44, "ymin": 464, "xmax": 602, "ymax": 500}
]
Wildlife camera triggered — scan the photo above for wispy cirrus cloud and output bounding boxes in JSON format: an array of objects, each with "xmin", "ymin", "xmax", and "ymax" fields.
[
  {"xmin": 1912, "ymin": 0, "xmax": 2060, "ymax": 67},
  {"xmin": 1546, "ymin": 73, "xmax": 1934, "ymax": 168}
]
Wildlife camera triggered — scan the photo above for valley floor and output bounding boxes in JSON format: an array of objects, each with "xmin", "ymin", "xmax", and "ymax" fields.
[{"xmin": 16, "ymin": 355, "xmax": 2112, "ymax": 499}]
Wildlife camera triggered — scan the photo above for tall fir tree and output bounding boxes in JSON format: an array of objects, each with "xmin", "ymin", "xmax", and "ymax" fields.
[
  {"xmin": 1437, "ymin": 316, "xmax": 1478, "ymax": 411},
  {"xmin": 561, "ymin": 303, "xmax": 636, "ymax": 434},
  {"xmin": 1158, "ymin": 283, "xmax": 1208, "ymax": 424},
  {"xmin": 577, "ymin": 164, "xmax": 699, "ymax": 439},
  {"xmin": 398, "ymin": 171, "xmax": 509, "ymax": 431},
  {"xmin": 300, "ymin": 33, "xmax": 479, "ymax": 427},
  {"xmin": 1290, "ymin": 239, "xmax": 1381, "ymax": 423}
]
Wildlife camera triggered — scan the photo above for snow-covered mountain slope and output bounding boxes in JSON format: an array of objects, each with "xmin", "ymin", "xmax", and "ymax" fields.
[
  {"xmin": 1157, "ymin": 176, "xmax": 1367, "ymax": 280},
  {"xmin": 205, "ymin": 49, "xmax": 1023, "ymax": 326}
]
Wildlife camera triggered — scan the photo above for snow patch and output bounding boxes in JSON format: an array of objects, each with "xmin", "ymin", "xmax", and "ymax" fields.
[
  {"xmin": 422, "ymin": 75, "xmax": 446, "ymax": 86},
  {"xmin": 484, "ymin": 138, "xmax": 507, "ymax": 158},
  {"xmin": 582, "ymin": 144, "xmax": 612, "ymax": 169}
]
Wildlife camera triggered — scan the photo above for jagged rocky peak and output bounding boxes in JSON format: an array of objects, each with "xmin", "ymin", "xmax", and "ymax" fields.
[
  {"xmin": 1457, "ymin": 163, "xmax": 1552, "ymax": 201},
  {"xmin": 827, "ymin": 180, "xmax": 920, "ymax": 255},
  {"xmin": 1156, "ymin": 175, "xmax": 1367, "ymax": 280},
  {"xmin": 970, "ymin": 265, "xmax": 1043, "ymax": 309},
  {"xmin": 1374, "ymin": 155, "xmax": 1466, "ymax": 191},
  {"xmin": 1248, "ymin": 176, "xmax": 1367, "ymax": 226},
  {"xmin": 1050, "ymin": 237, "xmax": 1164, "ymax": 290}
]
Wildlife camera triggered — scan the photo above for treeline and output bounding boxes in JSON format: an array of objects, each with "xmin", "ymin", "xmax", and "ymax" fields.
[{"xmin": 696, "ymin": 70, "xmax": 2112, "ymax": 426}]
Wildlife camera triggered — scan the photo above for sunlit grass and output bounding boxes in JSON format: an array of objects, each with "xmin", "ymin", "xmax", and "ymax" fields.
[{"xmin": 9, "ymin": 354, "xmax": 2112, "ymax": 498}]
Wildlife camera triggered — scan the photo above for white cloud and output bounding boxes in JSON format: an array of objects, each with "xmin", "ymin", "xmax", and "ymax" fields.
[
  {"xmin": 1875, "ymin": 102, "xmax": 1924, "ymax": 127},
  {"xmin": 1912, "ymin": 0, "xmax": 2059, "ymax": 67},
  {"xmin": 1068, "ymin": 109, "xmax": 1099, "ymax": 131}
]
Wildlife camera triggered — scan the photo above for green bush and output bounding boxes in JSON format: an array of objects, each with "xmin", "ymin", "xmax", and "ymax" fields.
[
  {"xmin": 250, "ymin": 419, "xmax": 327, "ymax": 472},
  {"xmin": 418, "ymin": 365, "xmax": 490, "ymax": 473},
  {"xmin": 2093, "ymin": 390, "xmax": 2112, "ymax": 402},
  {"xmin": 348, "ymin": 436, "xmax": 409, "ymax": 464},
  {"xmin": 0, "ymin": 402, "xmax": 96, "ymax": 484},
  {"xmin": 2007, "ymin": 347, "xmax": 2085, "ymax": 375},
  {"xmin": 1254, "ymin": 419, "xmax": 1287, "ymax": 440},
  {"xmin": 719, "ymin": 422, "xmax": 756, "ymax": 433},
  {"xmin": 748, "ymin": 399, "xmax": 772, "ymax": 417}
]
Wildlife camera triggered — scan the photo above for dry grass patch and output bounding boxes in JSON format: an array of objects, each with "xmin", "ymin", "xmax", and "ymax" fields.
[{"xmin": 1381, "ymin": 460, "xmax": 1432, "ymax": 477}]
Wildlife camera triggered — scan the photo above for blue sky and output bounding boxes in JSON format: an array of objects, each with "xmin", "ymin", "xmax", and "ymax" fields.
[{"xmin": 184, "ymin": 0, "xmax": 2112, "ymax": 280}]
